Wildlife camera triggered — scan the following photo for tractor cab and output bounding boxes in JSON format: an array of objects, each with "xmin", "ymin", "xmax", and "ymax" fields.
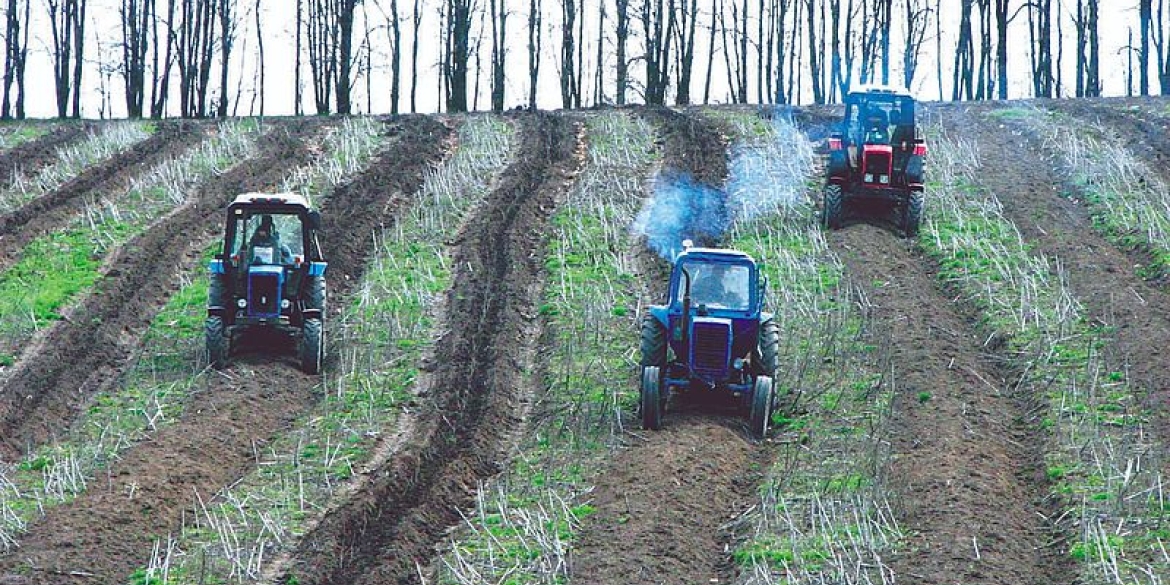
[
  {"xmin": 824, "ymin": 85, "xmax": 926, "ymax": 236},
  {"xmin": 639, "ymin": 242, "xmax": 779, "ymax": 438},
  {"xmin": 207, "ymin": 193, "xmax": 328, "ymax": 373}
]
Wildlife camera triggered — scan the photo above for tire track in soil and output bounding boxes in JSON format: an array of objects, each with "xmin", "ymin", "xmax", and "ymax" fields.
[
  {"xmin": 278, "ymin": 112, "xmax": 581, "ymax": 585},
  {"xmin": 828, "ymin": 224, "xmax": 1071, "ymax": 585},
  {"xmin": 945, "ymin": 103, "xmax": 1170, "ymax": 474},
  {"xmin": 0, "ymin": 120, "xmax": 325, "ymax": 462},
  {"xmin": 0, "ymin": 124, "xmax": 90, "ymax": 191},
  {"xmin": 0, "ymin": 121, "xmax": 206, "ymax": 272},
  {"xmin": 0, "ymin": 116, "xmax": 452, "ymax": 584},
  {"xmin": 568, "ymin": 109, "xmax": 768, "ymax": 585}
]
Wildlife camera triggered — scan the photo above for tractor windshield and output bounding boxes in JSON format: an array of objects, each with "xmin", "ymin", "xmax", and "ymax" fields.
[
  {"xmin": 847, "ymin": 96, "xmax": 915, "ymax": 147},
  {"xmin": 678, "ymin": 262, "xmax": 752, "ymax": 311},
  {"xmin": 228, "ymin": 212, "xmax": 305, "ymax": 265}
]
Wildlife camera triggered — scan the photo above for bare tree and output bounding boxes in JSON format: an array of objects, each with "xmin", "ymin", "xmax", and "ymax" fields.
[
  {"xmin": 254, "ymin": 0, "xmax": 264, "ymax": 114},
  {"xmin": 3, "ymin": 0, "xmax": 31, "ymax": 119},
  {"xmin": 673, "ymin": 0, "xmax": 699, "ymax": 104},
  {"xmin": 527, "ymin": 0, "xmax": 541, "ymax": 108},
  {"xmin": 1141, "ymin": 0, "xmax": 1151, "ymax": 95},
  {"xmin": 120, "ymin": 0, "xmax": 153, "ymax": 118},
  {"xmin": 410, "ymin": 0, "xmax": 421, "ymax": 111},
  {"xmin": 559, "ymin": 0, "xmax": 577, "ymax": 108},
  {"xmin": 902, "ymin": 0, "xmax": 930, "ymax": 92},
  {"xmin": 488, "ymin": 0, "xmax": 505, "ymax": 110},
  {"xmin": 336, "ymin": 0, "xmax": 356, "ymax": 114},
  {"xmin": 307, "ymin": 0, "xmax": 337, "ymax": 114},
  {"xmin": 217, "ymin": 0, "xmax": 233, "ymax": 117},
  {"xmin": 643, "ymin": 0, "xmax": 674, "ymax": 105},
  {"xmin": 443, "ymin": 0, "xmax": 472, "ymax": 111},
  {"xmin": 615, "ymin": 0, "xmax": 629, "ymax": 104},
  {"xmin": 47, "ymin": 0, "xmax": 88, "ymax": 118}
]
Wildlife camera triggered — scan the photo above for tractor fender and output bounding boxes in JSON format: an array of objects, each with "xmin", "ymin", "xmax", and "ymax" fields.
[
  {"xmin": 759, "ymin": 311, "xmax": 775, "ymax": 326},
  {"xmin": 905, "ymin": 155, "xmax": 925, "ymax": 186},
  {"xmin": 301, "ymin": 308, "xmax": 324, "ymax": 320},
  {"xmin": 648, "ymin": 306, "xmax": 670, "ymax": 329},
  {"xmin": 827, "ymin": 150, "xmax": 849, "ymax": 180}
]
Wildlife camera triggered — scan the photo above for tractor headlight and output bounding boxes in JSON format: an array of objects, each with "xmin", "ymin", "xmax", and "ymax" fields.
[
  {"xmin": 237, "ymin": 298, "xmax": 247, "ymax": 308},
  {"xmin": 865, "ymin": 173, "xmax": 874, "ymax": 182},
  {"xmin": 733, "ymin": 358, "xmax": 747, "ymax": 371},
  {"xmin": 879, "ymin": 175, "xmax": 890, "ymax": 184},
  {"xmin": 281, "ymin": 299, "xmax": 291, "ymax": 309}
]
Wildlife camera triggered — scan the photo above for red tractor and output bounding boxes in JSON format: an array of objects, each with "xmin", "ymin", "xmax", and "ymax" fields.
[{"xmin": 822, "ymin": 86, "xmax": 926, "ymax": 236}]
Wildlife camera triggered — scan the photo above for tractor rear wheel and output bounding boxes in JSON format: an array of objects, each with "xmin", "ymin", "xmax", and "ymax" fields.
[
  {"xmin": 640, "ymin": 366, "xmax": 663, "ymax": 431},
  {"xmin": 206, "ymin": 316, "xmax": 229, "ymax": 369},
  {"xmin": 757, "ymin": 319, "xmax": 780, "ymax": 378},
  {"xmin": 640, "ymin": 314, "xmax": 667, "ymax": 367},
  {"xmin": 750, "ymin": 375, "xmax": 774, "ymax": 439},
  {"xmin": 822, "ymin": 184, "xmax": 844, "ymax": 229},
  {"xmin": 300, "ymin": 318, "xmax": 324, "ymax": 374},
  {"xmin": 305, "ymin": 276, "xmax": 327, "ymax": 313},
  {"xmin": 903, "ymin": 192, "xmax": 923, "ymax": 238}
]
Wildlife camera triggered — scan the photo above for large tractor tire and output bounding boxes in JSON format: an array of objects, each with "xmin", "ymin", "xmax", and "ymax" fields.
[
  {"xmin": 208, "ymin": 275, "xmax": 226, "ymax": 309},
  {"xmin": 903, "ymin": 191, "xmax": 923, "ymax": 238},
  {"xmin": 305, "ymin": 275, "xmax": 327, "ymax": 313},
  {"xmin": 821, "ymin": 184, "xmax": 844, "ymax": 229},
  {"xmin": 640, "ymin": 366, "xmax": 663, "ymax": 431},
  {"xmin": 300, "ymin": 318, "xmax": 324, "ymax": 374},
  {"xmin": 749, "ymin": 375, "xmax": 774, "ymax": 439},
  {"xmin": 757, "ymin": 319, "xmax": 780, "ymax": 379},
  {"xmin": 206, "ymin": 316, "xmax": 229, "ymax": 369},
  {"xmin": 640, "ymin": 314, "xmax": 667, "ymax": 367}
]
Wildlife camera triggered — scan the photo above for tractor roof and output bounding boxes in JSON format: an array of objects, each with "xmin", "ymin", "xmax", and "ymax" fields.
[
  {"xmin": 230, "ymin": 192, "xmax": 314, "ymax": 210},
  {"xmin": 677, "ymin": 247, "xmax": 756, "ymax": 264},
  {"xmin": 848, "ymin": 84, "xmax": 915, "ymax": 100}
]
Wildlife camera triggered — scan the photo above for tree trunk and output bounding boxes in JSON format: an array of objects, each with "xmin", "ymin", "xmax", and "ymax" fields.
[
  {"xmin": 337, "ymin": 0, "xmax": 356, "ymax": 114},
  {"xmin": 528, "ymin": 0, "xmax": 541, "ymax": 108},
  {"xmin": 616, "ymin": 0, "xmax": 628, "ymax": 104},
  {"xmin": 445, "ymin": 0, "xmax": 471, "ymax": 112}
]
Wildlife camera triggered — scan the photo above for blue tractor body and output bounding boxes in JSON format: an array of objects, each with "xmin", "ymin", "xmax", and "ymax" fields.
[{"xmin": 640, "ymin": 245, "xmax": 780, "ymax": 437}]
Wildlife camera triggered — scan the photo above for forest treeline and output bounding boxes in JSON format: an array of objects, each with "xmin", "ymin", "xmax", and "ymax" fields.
[{"xmin": 0, "ymin": 0, "xmax": 1164, "ymax": 119}]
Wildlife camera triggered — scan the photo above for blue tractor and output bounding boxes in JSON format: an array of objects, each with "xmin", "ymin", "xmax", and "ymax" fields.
[
  {"xmin": 639, "ymin": 242, "xmax": 780, "ymax": 438},
  {"xmin": 207, "ymin": 193, "xmax": 328, "ymax": 374}
]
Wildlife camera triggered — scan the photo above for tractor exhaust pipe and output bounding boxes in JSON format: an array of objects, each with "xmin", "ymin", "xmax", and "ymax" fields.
[{"xmin": 680, "ymin": 265, "xmax": 692, "ymax": 349}]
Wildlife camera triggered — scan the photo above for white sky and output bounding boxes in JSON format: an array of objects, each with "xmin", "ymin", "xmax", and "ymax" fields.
[{"xmin": 9, "ymin": 0, "xmax": 1149, "ymax": 119}]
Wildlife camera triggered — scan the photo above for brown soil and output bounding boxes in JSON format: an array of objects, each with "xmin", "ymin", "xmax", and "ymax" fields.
[
  {"xmin": 944, "ymin": 103, "xmax": 1170, "ymax": 472},
  {"xmin": 567, "ymin": 108, "xmax": 767, "ymax": 585},
  {"xmin": 828, "ymin": 223, "xmax": 1072, "ymax": 585},
  {"xmin": 279, "ymin": 112, "xmax": 582, "ymax": 585},
  {"xmin": 0, "ymin": 116, "xmax": 452, "ymax": 584},
  {"xmin": 0, "ymin": 124, "xmax": 90, "ymax": 191},
  {"xmin": 0, "ymin": 121, "xmax": 205, "ymax": 271},
  {"xmin": 571, "ymin": 415, "xmax": 764, "ymax": 584}
]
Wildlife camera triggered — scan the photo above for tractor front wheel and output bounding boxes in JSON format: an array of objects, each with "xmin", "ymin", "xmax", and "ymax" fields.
[
  {"xmin": 300, "ymin": 318, "xmax": 324, "ymax": 374},
  {"xmin": 903, "ymin": 192, "xmax": 923, "ymax": 238},
  {"xmin": 757, "ymin": 319, "xmax": 780, "ymax": 379},
  {"xmin": 749, "ymin": 375, "xmax": 774, "ymax": 439},
  {"xmin": 640, "ymin": 314, "xmax": 667, "ymax": 367},
  {"xmin": 822, "ymin": 184, "xmax": 844, "ymax": 229},
  {"xmin": 206, "ymin": 316, "xmax": 229, "ymax": 369},
  {"xmin": 640, "ymin": 366, "xmax": 663, "ymax": 431}
]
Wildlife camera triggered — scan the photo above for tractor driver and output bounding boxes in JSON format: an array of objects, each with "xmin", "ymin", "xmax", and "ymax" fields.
[
  {"xmin": 690, "ymin": 264, "xmax": 749, "ymax": 310},
  {"xmin": 248, "ymin": 215, "xmax": 293, "ymax": 265},
  {"xmin": 864, "ymin": 108, "xmax": 890, "ymax": 144}
]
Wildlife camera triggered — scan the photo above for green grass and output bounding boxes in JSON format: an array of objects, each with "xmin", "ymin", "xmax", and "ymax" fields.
[
  {"xmin": 0, "ymin": 120, "xmax": 259, "ymax": 364},
  {"xmin": 709, "ymin": 110, "xmax": 902, "ymax": 584},
  {"xmin": 0, "ymin": 123, "xmax": 49, "ymax": 150},
  {"xmin": 434, "ymin": 111, "xmax": 657, "ymax": 585},
  {"xmin": 144, "ymin": 116, "xmax": 515, "ymax": 583},
  {"xmin": 921, "ymin": 121, "xmax": 1168, "ymax": 584}
]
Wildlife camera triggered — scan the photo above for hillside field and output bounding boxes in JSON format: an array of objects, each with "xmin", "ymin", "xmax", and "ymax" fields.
[{"xmin": 0, "ymin": 100, "xmax": 1167, "ymax": 585}]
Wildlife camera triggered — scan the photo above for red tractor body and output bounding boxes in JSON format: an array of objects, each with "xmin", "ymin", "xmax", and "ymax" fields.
[{"xmin": 822, "ymin": 85, "xmax": 926, "ymax": 236}]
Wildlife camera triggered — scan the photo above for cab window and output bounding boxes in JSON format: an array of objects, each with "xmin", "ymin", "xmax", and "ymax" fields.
[{"xmin": 676, "ymin": 262, "xmax": 752, "ymax": 311}]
